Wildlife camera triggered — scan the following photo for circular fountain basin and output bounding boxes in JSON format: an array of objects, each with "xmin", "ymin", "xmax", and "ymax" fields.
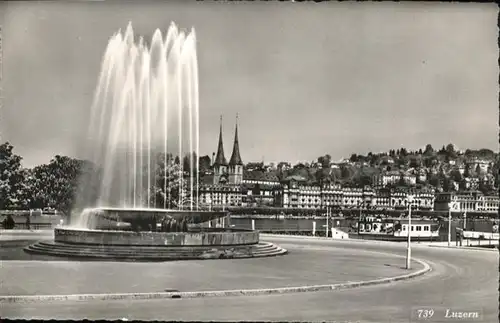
[
  {"xmin": 24, "ymin": 227, "xmax": 286, "ymax": 261},
  {"xmin": 54, "ymin": 227, "xmax": 259, "ymax": 246},
  {"xmin": 23, "ymin": 208, "xmax": 287, "ymax": 260}
]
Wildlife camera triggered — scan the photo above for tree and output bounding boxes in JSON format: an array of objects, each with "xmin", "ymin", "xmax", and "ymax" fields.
[
  {"xmin": 340, "ymin": 166, "xmax": 352, "ymax": 180},
  {"xmin": 199, "ymin": 155, "xmax": 212, "ymax": 173},
  {"xmin": 353, "ymin": 173, "xmax": 373, "ymax": 188},
  {"xmin": 0, "ymin": 142, "xmax": 27, "ymax": 210},
  {"xmin": 478, "ymin": 179, "xmax": 494, "ymax": 195},
  {"xmin": 478, "ymin": 149, "xmax": 494, "ymax": 159},
  {"xmin": 183, "ymin": 155, "xmax": 190, "ymax": 172},
  {"xmin": 2, "ymin": 214, "xmax": 16, "ymax": 229},
  {"xmin": 317, "ymin": 156, "xmax": 325, "ymax": 167},
  {"xmin": 317, "ymin": 154, "xmax": 332, "ymax": 168},
  {"xmin": 315, "ymin": 168, "xmax": 328, "ymax": 185},
  {"xmin": 442, "ymin": 176, "xmax": 452, "ymax": 192},
  {"xmin": 459, "ymin": 180, "xmax": 467, "ymax": 191},
  {"xmin": 293, "ymin": 163, "xmax": 305, "ymax": 169},
  {"xmin": 418, "ymin": 148, "xmax": 423, "ymax": 155},
  {"xmin": 16, "ymin": 168, "xmax": 35, "ymax": 209},
  {"xmin": 71, "ymin": 160, "xmax": 101, "ymax": 211},
  {"xmin": 27, "ymin": 155, "xmax": 85, "ymax": 215},
  {"xmin": 464, "ymin": 164, "xmax": 471, "ymax": 177},
  {"xmin": 395, "ymin": 158, "xmax": 406, "ymax": 168},
  {"xmin": 349, "ymin": 154, "xmax": 358, "ymax": 163},
  {"xmin": 24, "ymin": 166, "xmax": 49, "ymax": 209},
  {"xmin": 450, "ymin": 169, "xmax": 463, "ymax": 183},
  {"xmin": 409, "ymin": 157, "xmax": 420, "ymax": 168},
  {"xmin": 181, "ymin": 152, "xmax": 198, "ymax": 174},
  {"xmin": 429, "ymin": 175, "xmax": 440, "ymax": 188},
  {"xmin": 147, "ymin": 157, "xmax": 185, "ymax": 209},
  {"xmin": 398, "ymin": 175, "xmax": 406, "ymax": 187},
  {"xmin": 445, "ymin": 143, "xmax": 457, "ymax": 158}
]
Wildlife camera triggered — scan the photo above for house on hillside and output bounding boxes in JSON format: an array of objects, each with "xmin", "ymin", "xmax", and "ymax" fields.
[
  {"xmin": 277, "ymin": 162, "xmax": 292, "ymax": 172},
  {"xmin": 371, "ymin": 170, "xmax": 416, "ymax": 188}
]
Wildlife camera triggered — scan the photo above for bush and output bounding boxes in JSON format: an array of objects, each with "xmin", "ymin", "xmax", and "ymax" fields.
[{"xmin": 2, "ymin": 214, "xmax": 16, "ymax": 229}]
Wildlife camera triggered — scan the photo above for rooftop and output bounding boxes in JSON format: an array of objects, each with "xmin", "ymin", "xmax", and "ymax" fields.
[{"xmin": 244, "ymin": 170, "xmax": 280, "ymax": 182}]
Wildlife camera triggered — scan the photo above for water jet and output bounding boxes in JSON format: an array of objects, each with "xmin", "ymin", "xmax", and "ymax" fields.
[{"xmin": 24, "ymin": 22, "xmax": 286, "ymax": 261}]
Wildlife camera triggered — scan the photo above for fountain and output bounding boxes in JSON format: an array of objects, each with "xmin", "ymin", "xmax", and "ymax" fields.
[{"xmin": 24, "ymin": 22, "xmax": 286, "ymax": 260}]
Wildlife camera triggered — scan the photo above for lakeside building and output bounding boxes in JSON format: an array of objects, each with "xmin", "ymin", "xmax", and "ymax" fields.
[
  {"xmin": 386, "ymin": 187, "xmax": 435, "ymax": 210},
  {"xmin": 199, "ymin": 120, "xmax": 493, "ymax": 213},
  {"xmin": 434, "ymin": 191, "xmax": 499, "ymax": 214},
  {"xmin": 275, "ymin": 178, "xmax": 434, "ymax": 211}
]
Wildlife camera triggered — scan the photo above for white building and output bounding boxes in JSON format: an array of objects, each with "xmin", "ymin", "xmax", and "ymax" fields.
[
  {"xmin": 372, "ymin": 170, "xmax": 417, "ymax": 188},
  {"xmin": 434, "ymin": 191, "xmax": 499, "ymax": 213}
]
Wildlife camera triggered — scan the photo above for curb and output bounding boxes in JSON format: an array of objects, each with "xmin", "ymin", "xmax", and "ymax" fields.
[
  {"xmin": 427, "ymin": 244, "xmax": 499, "ymax": 252},
  {"xmin": 262, "ymin": 234, "xmax": 499, "ymax": 251},
  {"xmin": 0, "ymin": 229, "xmax": 54, "ymax": 233},
  {"xmin": 0, "ymin": 258, "xmax": 430, "ymax": 304},
  {"xmin": 0, "ymin": 231, "xmax": 54, "ymax": 242},
  {"xmin": 261, "ymin": 234, "xmax": 400, "ymax": 245}
]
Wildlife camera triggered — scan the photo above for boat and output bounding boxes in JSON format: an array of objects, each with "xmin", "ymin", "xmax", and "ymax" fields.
[{"xmin": 356, "ymin": 216, "xmax": 440, "ymax": 241}]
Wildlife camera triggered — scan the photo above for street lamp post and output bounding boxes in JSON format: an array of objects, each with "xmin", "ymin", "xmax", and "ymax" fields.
[
  {"xmin": 406, "ymin": 195, "xmax": 414, "ymax": 270},
  {"xmin": 447, "ymin": 202, "xmax": 457, "ymax": 247},
  {"xmin": 326, "ymin": 203, "xmax": 329, "ymax": 238},
  {"xmin": 463, "ymin": 211, "xmax": 467, "ymax": 230}
]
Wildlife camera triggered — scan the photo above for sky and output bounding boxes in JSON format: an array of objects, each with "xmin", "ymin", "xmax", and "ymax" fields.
[{"xmin": 1, "ymin": 1, "xmax": 498, "ymax": 168}]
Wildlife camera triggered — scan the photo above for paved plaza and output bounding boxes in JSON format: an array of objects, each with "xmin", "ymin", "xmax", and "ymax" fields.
[
  {"xmin": 1, "ymin": 233, "xmax": 497, "ymax": 322},
  {"xmin": 1, "ymin": 234, "xmax": 421, "ymax": 296}
]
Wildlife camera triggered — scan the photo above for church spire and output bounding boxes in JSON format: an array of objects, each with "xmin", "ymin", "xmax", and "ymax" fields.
[
  {"xmin": 229, "ymin": 114, "xmax": 243, "ymax": 166},
  {"xmin": 213, "ymin": 115, "xmax": 227, "ymax": 166}
]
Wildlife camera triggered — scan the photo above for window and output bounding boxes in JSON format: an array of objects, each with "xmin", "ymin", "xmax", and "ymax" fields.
[
  {"xmin": 411, "ymin": 226, "xmax": 414, "ymax": 231},
  {"xmin": 402, "ymin": 225, "xmax": 407, "ymax": 231},
  {"xmin": 424, "ymin": 226, "xmax": 429, "ymax": 231},
  {"xmin": 416, "ymin": 226, "xmax": 422, "ymax": 231}
]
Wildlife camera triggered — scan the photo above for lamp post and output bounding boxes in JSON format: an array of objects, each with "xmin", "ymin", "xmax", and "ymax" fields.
[
  {"xmin": 447, "ymin": 202, "xmax": 458, "ymax": 247},
  {"xmin": 326, "ymin": 203, "xmax": 329, "ymax": 238},
  {"xmin": 406, "ymin": 195, "xmax": 414, "ymax": 270},
  {"xmin": 463, "ymin": 211, "xmax": 467, "ymax": 230}
]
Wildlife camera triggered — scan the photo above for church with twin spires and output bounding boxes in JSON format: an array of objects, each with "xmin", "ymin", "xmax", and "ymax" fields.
[
  {"xmin": 199, "ymin": 115, "xmax": 280, "ymax": 208},
  {"xmin": 212, "ymin": 116, "xmax": 244, "ymax": 185},
  {"xmin": 199, "ymin": 116, "xmax": 246, "ymax": 207}
]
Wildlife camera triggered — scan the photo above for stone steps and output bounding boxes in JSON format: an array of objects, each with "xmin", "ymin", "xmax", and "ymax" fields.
[
  {"xmin": 24, "ymin": 241, "xmax": 287, "ymax": 261},
  {"xmin": 36, "ymin": 241, "xmax": 276, "ymax": 252},
  {"xmin": 30, "ymin": 242, "xmax": 278, "ymax": 256},
  {"xmin": 26, "ymin": 244, "xmax": 276, "ymax": 256},
  {"xmin": 24, "ymin": 246, "xmax": 287, "ymax": 261}
]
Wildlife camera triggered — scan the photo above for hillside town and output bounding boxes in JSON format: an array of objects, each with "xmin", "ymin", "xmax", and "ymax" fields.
[
  {"xmin": 0, "ymin": 120, "xmax": 498, "ymax": 218},
  {"xmin": 197, "ymin": 120, "xmax": 499, "ymax": 216}
]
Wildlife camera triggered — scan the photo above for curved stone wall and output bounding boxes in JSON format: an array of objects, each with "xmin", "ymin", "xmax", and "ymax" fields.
[{"xmin": 54, "ymin": 228, "xmax": 259, "ymax": 247}]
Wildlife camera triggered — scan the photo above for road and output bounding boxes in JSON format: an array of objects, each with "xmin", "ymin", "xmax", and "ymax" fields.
[
  {"xmin": 1, "ymin": 244, "xmax": 418, "ymax": 296},
  {"xmin": 1, "ymin": 235, "xmax": 498, "ymax": 322}
]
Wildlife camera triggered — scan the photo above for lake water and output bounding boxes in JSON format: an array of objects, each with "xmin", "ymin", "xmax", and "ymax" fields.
[{"xmin": 230, "ymin": 217, "xmax": 496, "ymax": 242}]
